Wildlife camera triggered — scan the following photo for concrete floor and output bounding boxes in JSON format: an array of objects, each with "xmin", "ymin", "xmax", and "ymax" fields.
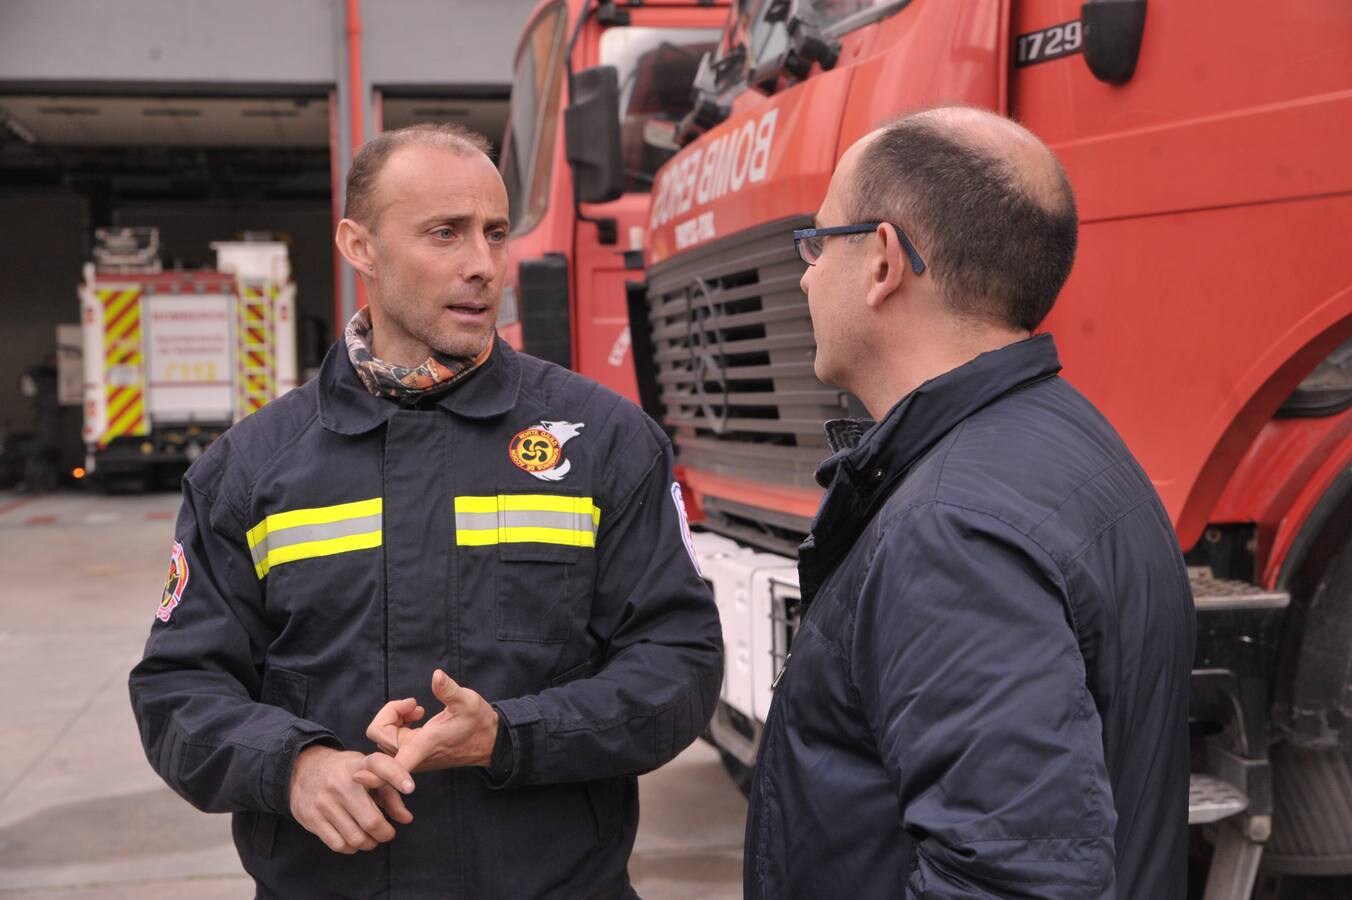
[{"xmin": 0, "ymin": 488, "xmax": 746, "ymax": 899}]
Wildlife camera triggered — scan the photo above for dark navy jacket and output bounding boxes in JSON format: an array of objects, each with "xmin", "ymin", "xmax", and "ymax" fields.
[
  {"xmin": 744, "ymin": 335, "xmax": 1194, "ymax": 899},
  {"xmin": 129, "ymin": 338, "xmax": 723, "ymax": 899}
]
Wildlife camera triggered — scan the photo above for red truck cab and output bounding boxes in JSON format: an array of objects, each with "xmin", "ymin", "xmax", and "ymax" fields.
[
  {"xmin": 634, "ymin": 1, "xmax": 1352, "ymax": 895},
  {"xmin": 496, "ymin": 0, "xmax": 726, "ymax": 398}
]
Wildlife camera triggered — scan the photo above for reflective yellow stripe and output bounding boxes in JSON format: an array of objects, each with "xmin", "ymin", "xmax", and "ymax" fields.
[
  {"xmin": 454, "ymin": 494, "xmax": 598, "ymax": 517},
  {"xmin": 246, "ymin": 497, "xmax": 383, "ymax": 550},
  {"xmin": 245, "ymin": 494, "xmax": 599, "ymax": 573},
  {"xmin": 454, "ymin": 495, "xmax": 601, "ymax": 547},
  {"xmin": 254, "ymin": 530, "xmax": 382, "ymax": 579},
  {"xmin": 457, "ymin": 525, "xmax": 597, "ymax": 548},
  {"xmin": 246, "ymin": 498, "xmax": 384, "ymax": 579}
]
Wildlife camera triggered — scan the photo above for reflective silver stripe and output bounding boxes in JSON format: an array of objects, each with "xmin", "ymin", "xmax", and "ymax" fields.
[
  {"xmin": 247, "ymin": 513, "xmax": 384, "ymax": 569},
  {"xmin": 454, "ymin": 510, "xmax": 596, "ymax": 534}
]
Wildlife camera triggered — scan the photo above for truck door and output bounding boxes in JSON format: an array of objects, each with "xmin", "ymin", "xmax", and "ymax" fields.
[
  {"xmin": 1010, "ymin": 0, "xmax": 1352, "ymax": 543},
  {"xmin": 571, "ymin": 17, "xmax": 719, "ymax": 396}
]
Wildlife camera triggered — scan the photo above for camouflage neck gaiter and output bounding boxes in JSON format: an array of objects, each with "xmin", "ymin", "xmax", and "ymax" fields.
[{"xmin": 344, "ymin": 307, "xmax": 491, "ymax": 402}]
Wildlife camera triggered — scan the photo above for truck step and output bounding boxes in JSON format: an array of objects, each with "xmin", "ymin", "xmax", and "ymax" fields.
[
  {"xmin": 1188, "ymin": 567, "xmax": 1289, "ymax": 612},
  {"xmin": 1189, "ymin": 773, "xmax": 1249, "ymax": 825}
]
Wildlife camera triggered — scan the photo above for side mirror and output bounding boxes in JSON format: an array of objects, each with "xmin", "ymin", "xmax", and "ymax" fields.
[
  {"xmin": 1081, "ymin": 0, "xmax": 1147, "ymax": 85},
  {"xmin": 564, "ymin": 65, "xmax": 624, "ymax": 204}
]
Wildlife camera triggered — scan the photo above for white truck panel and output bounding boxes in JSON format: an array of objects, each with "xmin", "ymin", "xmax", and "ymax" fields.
[
  {"xmin": 143, "ymin": 294, "xmax": 235, "ymax": 423},
  {"xmin": 691, "ymin": 531, "xmax": 796, "ymax": 723},
  {"xmin": 56, "ymin": 324, "xmax": 83, "ymax": 407},
  {"xmin": 213, "ymin": 241, "xmax": 290, "ymax": 283},
  {"xmin": 273, "ymin": 282, "xmax": 298, "ymax": 395},
  {"xmin": 78, "ymin": 274, "xmax": 105, "ymax": 445},
  {"xmin": 688, "ymin": 532, "xmax": 744, "ymax": 706}
]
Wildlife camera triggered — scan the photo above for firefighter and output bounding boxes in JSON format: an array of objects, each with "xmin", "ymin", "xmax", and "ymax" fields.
[
  {"xmin": 743, "ymin": 107, "xmax": 1194, "ymax": 898},
  {"xmin": 129, "ymin": 123, "xmax": 723, "ymax": 898}
]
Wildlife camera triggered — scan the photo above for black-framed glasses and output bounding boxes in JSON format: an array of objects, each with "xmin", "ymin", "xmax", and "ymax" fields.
[{"xmin": 792, "ymin": 222, "xmax": 927, "ymax": 274}]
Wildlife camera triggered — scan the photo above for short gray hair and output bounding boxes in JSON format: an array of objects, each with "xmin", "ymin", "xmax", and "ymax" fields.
[
  {"xmin": 847, "ymin": 110, "xmax": 1077, "ymax": 331},
  {"xmin": 344, "ymin": 123, "xmax": 494, "ymax": 228}
]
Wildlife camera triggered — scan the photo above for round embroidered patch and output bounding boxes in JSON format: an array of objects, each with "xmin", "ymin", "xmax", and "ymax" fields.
[{"xmin": 509, "ymin": 427, "xmax": 563, "ymax": 474}]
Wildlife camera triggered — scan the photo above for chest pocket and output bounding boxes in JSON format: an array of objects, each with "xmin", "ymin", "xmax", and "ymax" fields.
[{"xmin": 456, "ymin": 490, "xmax": 600, "ymax": 643}]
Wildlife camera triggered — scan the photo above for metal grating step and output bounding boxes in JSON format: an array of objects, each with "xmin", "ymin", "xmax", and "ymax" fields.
[
  {"xmin": 1190, "ymin": 773, "xmax": 1250, "ymax": 825},
  {"xmin": 1189, "ymin": 567, "xmax": 1290, "ymax": 612}
]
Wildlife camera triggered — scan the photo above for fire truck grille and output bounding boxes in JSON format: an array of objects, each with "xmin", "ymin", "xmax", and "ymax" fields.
[{"xmin": 642, "ymin": 216, "xmax": 859, "ymax": 493}]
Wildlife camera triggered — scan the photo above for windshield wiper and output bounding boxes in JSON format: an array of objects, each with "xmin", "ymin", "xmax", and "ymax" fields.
[
  {"xmin": 778, "ymin": 13, "xmax": 841, "ymax": 84},
  {"xmin": 675, "ymin": 46, "xmax": 741, "ymax": 146}
]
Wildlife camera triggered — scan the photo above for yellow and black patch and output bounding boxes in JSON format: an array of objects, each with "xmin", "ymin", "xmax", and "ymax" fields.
[{"xmin": 509, "ymin": 427, "xmax": 563, "ymax": 474}]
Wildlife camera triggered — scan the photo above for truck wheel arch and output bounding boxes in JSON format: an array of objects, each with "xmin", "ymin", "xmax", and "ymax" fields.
[{"xmin": 1178, "ymin": 302, "xmax": 1352, "ymax": 552}]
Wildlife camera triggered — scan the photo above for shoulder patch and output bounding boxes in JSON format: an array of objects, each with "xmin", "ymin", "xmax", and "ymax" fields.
[
  {"xmin": 157, "ymin": 540, "xmax": 189, "ymax": 622},
  {"xmin": 671, "ymin": 481, "xmax": 702, "ymax": 577},
  {"xmin": 509, "ymin": 420, "xmax": 584, "ymax": 482}
]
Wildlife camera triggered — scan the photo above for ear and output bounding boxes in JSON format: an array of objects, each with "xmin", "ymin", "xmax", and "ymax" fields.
[
  {"xmin": 864, "ymin": 222, "xmax": 906, "ymax": 309},
  {"xmin": 335, "ymin": 218, "xmax": 377, "ymax": 276}
]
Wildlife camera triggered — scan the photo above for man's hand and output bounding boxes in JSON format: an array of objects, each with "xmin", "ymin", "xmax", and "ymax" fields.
[
  {"xmin": 288, "ymin": 745, "xmax": 413, "ymax": 854},
  {"xmin": 365, "ymin": 696, "xmax": 425, "ymax": 757},
  {"xmin": 360, "ymin": 669, "xmax": 499, "ymax": 774}
]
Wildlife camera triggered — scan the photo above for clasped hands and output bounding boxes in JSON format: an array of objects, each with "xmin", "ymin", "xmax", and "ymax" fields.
[{"xmin": 287, "ymin": 669, "xmax": 500, "ymax": 854}]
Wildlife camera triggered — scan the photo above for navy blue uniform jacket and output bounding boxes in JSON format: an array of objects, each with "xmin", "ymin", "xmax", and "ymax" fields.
[
  {"xmin": 129, "ymin": 338, "xmax": 723, "ymax": 899},
  {"xmin": 744, "ymin": 335, "xmax": 1194, "ymax": 899}
]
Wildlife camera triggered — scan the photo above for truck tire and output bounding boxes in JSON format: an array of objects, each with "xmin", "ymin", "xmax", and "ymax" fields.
[
  {"xmin": 1266, "ymin": 743, "xmax": 1352, "ymax": 875},
  {"xmin": 1267, "ymin": 529, "xmax": 1352, "ymax": 876}
]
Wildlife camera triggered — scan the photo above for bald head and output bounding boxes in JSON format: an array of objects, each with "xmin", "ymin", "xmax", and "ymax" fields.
[
  {"xmin": 843, "ymin": 105, "xmax": 1077, "ymax": 330},
  {"xmin": 906, "ymin": 107, "xmax": 1069, "ymax": 211}
]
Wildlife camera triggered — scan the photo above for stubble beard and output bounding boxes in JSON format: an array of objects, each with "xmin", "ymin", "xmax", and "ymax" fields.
[
  {"xmin": 424, "ymin": 288, "xmax": 499, "ymax": 363},
  {"xmin": 380, "ymin": 268, "xmax": 497, "ymax": 365},
  {"xmin": 429, "ymin": 325, "xmax": 494, "ymax": 365}
]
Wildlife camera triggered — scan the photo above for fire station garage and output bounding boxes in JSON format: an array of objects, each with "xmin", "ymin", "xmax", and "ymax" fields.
[{"xmin": 0, "ymin": 0, "xmax": 529, "ymax": 481}]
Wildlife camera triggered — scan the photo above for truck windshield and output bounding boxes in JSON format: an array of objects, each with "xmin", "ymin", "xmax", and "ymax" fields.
[
  {"xmin": 600, "ymin": 26, "xmax": 719, "ymax": 192},
  {"xmin": 799, "ymin": 0, "xmax": 899, "ymax": 25},
  {"xmin": 501, "ymin": 3, "xmax": 567, "ymax": 236}
]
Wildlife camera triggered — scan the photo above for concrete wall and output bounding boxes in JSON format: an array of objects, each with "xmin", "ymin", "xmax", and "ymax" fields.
[
  {"xmin": 0, "ymin": 1, "xmax": 337, "ymax": 88},
  {"xmin": 0, "ymin": 0, "xmax": 539, "ymax": 91},
  {"xmin": 365, "ymin": 0, "xmax": 540, "ymax": 87}
]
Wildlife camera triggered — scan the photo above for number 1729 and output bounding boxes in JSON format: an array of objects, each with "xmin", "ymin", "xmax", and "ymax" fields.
[{"xmin": 1016, "ymin": 20, "xmax": 1084, "ymax": 67}]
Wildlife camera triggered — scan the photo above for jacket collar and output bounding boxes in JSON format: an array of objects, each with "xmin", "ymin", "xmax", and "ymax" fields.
[
  {"xmin": 318, "ymin": 334, "xmax": 523, "ymax": 435},
  {"xmin": 799, "ymin": 333, "xmax": 1062, "ymax": 603},
  {"xmin": 816, "ymin": 333, "xmax": 1062, "ymax": 492}
]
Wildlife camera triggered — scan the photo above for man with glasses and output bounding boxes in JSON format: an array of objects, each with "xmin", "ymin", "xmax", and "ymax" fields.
[{"xmin": 744, "ymin": 106, "xmax": 1194, "ymax": 899}]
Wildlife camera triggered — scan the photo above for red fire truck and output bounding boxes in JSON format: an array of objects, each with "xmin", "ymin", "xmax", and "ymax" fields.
[
  {"xmin": 79, "ymin": 228, "xmax": 297, "ymax": 489},
  {"xmin": 496, "ymin": 0, "xmax": 727, "ymax": 394},
  {"xmin": 599, "ymin": 1, "xmax": 1351, "ymax": 896}
]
